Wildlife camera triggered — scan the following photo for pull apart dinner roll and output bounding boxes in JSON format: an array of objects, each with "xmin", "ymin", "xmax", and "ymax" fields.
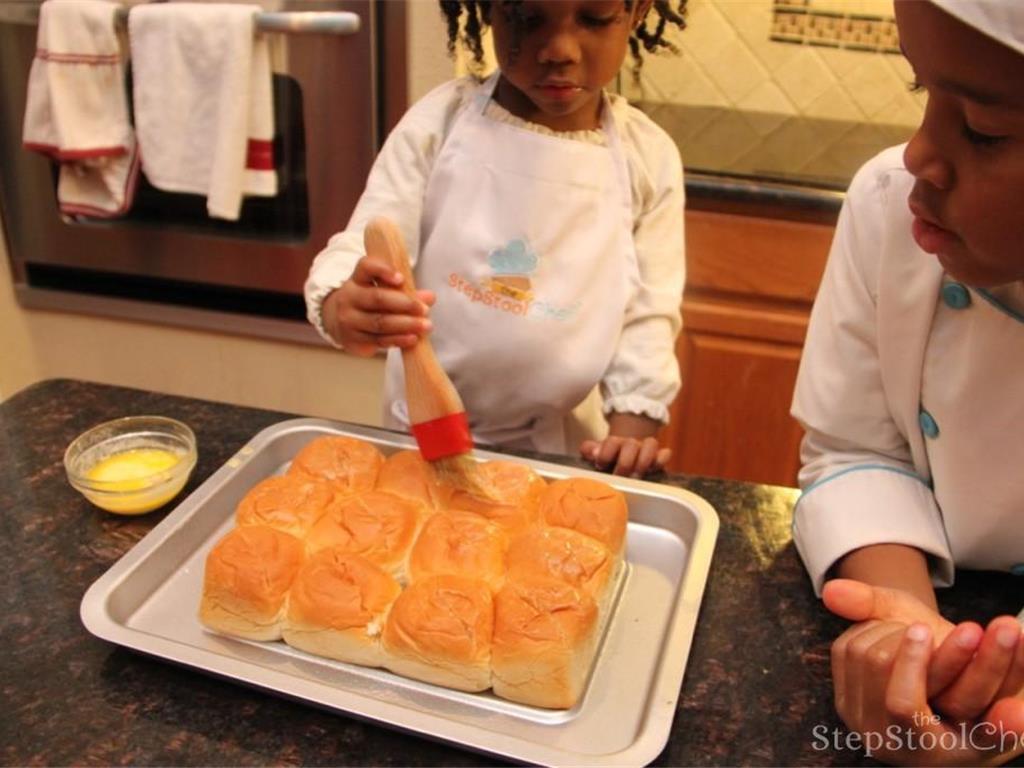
[
  {"xmin": 506, "ymin": 526, "xmax": 614, "ymax": 609},
  {"xmin": 375, "ymin": 449, "xmax": 449, "ymax": 509},
  {"xmin": 538, "ymin": 477, "xmax": 628, "ymax": 556},
  {"xmin": 283, "ymin": 548, "xmax": 401, "ymax": 667},
  {"xmin": 407, "ymin": 510, "xmax": 508, "ymax": 591},
  {"xmin": 287, "ymin": 435, "xmax": 383, "ymax": 495},
  {"xmin": 199, "ymin": 525, "xmax": 305, "ymax": 641},
  {"xmin": 305, "ymin": 491, "xmax": 422, "ymax": 580},
  {"xmin": 448, "ymin": 460, "xmax": 547, "ymax": 534},
  {"xmin": 234, "ymin": 473, "xmax": 334, "ymax": 539},
  {"xmin": 382, "ymin": 575, "xmax": 494, "ymax": 692},
  {"xmin": 492, "ymin": 576, "xmax": 599, "ymax": 709}
]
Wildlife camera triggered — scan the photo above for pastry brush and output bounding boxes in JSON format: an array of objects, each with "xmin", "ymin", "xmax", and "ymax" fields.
[{"xmin": 363, "ymin": 217, "xmax": 496, "ymax": 499}]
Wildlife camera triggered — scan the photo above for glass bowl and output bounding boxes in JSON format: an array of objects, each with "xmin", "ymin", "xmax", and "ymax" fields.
[{"xmin": 64, "ymin": 415, "xmax": 198, "ymax": 515}]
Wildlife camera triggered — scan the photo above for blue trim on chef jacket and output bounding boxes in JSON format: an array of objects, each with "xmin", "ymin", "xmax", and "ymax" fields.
[
  {"xmin": 976, "ymin": 288, "xmax": 1024, "ymax": 325},
  {"xmin": 794, "ymin": 463, "xmax": 932, "ymax": 514}
]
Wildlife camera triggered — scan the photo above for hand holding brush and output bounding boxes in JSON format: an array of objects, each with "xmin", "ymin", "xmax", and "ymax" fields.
[{"xmin": 363, "ymin": 217, "xmax": 497, "ymax": 499}]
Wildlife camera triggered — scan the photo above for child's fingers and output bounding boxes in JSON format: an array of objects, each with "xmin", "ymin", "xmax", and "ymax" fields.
[
  {"xmin": 581, "ymin": 439, "xmax": 669, "ymax": 476},
  {"xmin": 847, "ymin": 622, "xmax": 907, "ymax": 726},
  {"xmin": 591, "ymin": 438, "xmax": 623, "ymax": 470},
  {"xmin": 375, "ymin": 333, "xmax": 422, "ymax": 350},
  {"xmin": 933, "ymin": 617, "xmax": 1021, "ymax": 722},
  {"xmin": 831, "ymin": 619, "xmax": 884, "ymax": 682},
  {"xmin": 836, "ymin": 620, "xmax": 899, "ymax": 725},
  {"xmin": 337, "ymin": 337, "xmax": 378, "ymax": 357},
  {"xmin": 821, "ymin": 579, "xmax": 951, "ymax": 639},
  {"xmin": 995, "ymin": 625, "xmax": 1024, "ymax": 700},
  {"xmin": 355, "ymin": 308, "xmax": 432, "ymax": 339},
  {"xmin": 579, "ymin": 439, "xmax": 600, "ymax": 463},
  {"xmin": 822, "ymin": 579, "xmax": 882, "ymax": 622},
  {"xmin": 927, "ymin": 621, "xmax": 984, "ymax": 697},
  {"xmin": 654, "ymin": 447, "xmax": 672, "ymax": 469},
  {"xmin": 352, "ymin": 282, "xmax": 430, "ymax": 317},
  {"xmin": 351, "ymin": 256, "xmax": 404, "ymax": 288},
  {"xmin": 884, "ymin": 623, "xmax": 933, "ymax": 726},
  {"xmin": 630, "ymin": 438, "xmax": 662, "ymax": 478},
  {"xmin": 416, "ymin": 289, "xmax": 437, "ymax": 307},
  {"xmin": 611, "ymin": 439, "xmax": 641, "ymax": 476}
]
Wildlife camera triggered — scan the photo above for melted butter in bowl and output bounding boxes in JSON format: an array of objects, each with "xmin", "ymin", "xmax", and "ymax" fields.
[{"xmin": 65, "ymin": 417, "xmax": 197, "ymax": 515}]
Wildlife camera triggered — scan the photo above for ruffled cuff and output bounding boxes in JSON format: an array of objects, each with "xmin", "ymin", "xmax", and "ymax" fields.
[
  {"xmin": 305, "ymin": 280, "xmax": 345, "ymax": 350},
  {"xmin": 601, "ymin": 393, "xmax": 671, "ymax": 425}
]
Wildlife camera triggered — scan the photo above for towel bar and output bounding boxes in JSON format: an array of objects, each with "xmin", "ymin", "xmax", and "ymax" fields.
[{"xmin": 0, "ymin": 5, "xmax": 361, "ymax": 36}]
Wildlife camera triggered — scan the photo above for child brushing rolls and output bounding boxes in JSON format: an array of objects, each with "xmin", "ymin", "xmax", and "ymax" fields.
[{"xmin": 305, "ymin": 1, "xmax": 687, "ymax": 478}]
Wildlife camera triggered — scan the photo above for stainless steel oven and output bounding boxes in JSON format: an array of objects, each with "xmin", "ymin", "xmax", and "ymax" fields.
[{"xmin": 0, "ymin": 0, "xmax": 406, "ymax": 342}]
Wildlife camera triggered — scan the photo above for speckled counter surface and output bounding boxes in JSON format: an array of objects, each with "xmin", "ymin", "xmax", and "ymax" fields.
[{"xmin": 2, "ymin": 379, "xmax": 1021, "ymax": 767}]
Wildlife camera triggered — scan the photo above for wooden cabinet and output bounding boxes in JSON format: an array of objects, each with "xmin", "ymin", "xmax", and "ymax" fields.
[{"xmin": 658, "ymin": 209, "xmax": 834, "ymax": 487}]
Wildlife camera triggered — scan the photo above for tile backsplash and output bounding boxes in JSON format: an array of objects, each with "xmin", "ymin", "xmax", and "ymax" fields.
[
  {"xmin": 618, "ymin": 0, "xmax": 925, "ymax": 126},
  {"xmin": 617, "ymin": 0, "xmax": 924, "ymax": 188}
]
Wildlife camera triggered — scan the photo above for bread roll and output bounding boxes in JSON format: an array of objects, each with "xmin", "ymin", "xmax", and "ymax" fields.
[
  {"xmin": 382, "ymin": 575, "xmax": 494, "ymax": 692},
  {"xmin": 448, "ymin": 460, "xmax": 547, "ymax": 534},
  {"xmin": 491, "ymin": 576, "xmax": 599, "ymax": 709},
  {"xmin": 235, "ymin": 473, "xmax": 334, "ymax": 538},
  {"xmin": 283, "ymin": 548, "xmax": 401, "ymax": 666},
  {"xmin": 287, "ymin": 435, "xmax": 383, "ymax": 495},
  {"xmin": 376, "ymin": 449, "xmax": 449, "ymax": 509},
  {"xmin": 478, "ymin": 460, "xmax": 548, "ymax": 506},
  {"xmin": 199, "ymin": 525, "xmax": 305, "ymax": 641},
  {"xmin": 305, "ymin": 491, "xmax": 421, "ymax": 579},
  {"xmin": 538, "ymin": 477, "xmax": 628, "ymax": 555},
  {"xmin": 506, "ymin": 526, "xmax": 613, "ymax": 606},
  {"xmin": 407, "ymin": 510, "xmax": 508, "ymax": 591}
]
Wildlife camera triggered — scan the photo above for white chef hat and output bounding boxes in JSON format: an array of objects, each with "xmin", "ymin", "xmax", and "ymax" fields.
[{"xmin": 929, "ymin": 0, "xmax": 1024, "ymax": 58}]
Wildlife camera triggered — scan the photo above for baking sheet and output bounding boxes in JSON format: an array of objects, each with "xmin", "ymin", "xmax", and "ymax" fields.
[{"xmin": 80, "ymin": 418, "xmax": 719, "ymax": 767}]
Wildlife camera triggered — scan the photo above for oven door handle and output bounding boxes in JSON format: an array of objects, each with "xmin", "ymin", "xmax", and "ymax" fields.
[
  {"xmin": 257, "ymin": 11, "xmax": 360, "ymax": 35},
  {"xmin": 0, "ymin": 6, "xmax": 361, "ymax": 35}
]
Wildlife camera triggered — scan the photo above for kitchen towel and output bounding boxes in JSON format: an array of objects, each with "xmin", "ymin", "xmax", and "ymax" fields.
[
  {"xmin": 22, "ymin": 0, "xmax": 140, "ymax": 218},
  {"xmin": 128, "ymin": 3, "xmax": 277, "ymax": 221}
]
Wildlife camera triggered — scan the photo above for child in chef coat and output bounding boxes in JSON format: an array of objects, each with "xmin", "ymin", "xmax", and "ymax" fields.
[
  {"xmin": 304, "ymin": 1, "xmax": 687, "ymax": 478},
  {"xmin": 790, "ymin": 0, "xmax": 1024, "ymax": 763}
]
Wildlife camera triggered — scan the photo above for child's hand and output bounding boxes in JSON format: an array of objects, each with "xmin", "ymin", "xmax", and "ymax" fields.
[
  {"xmin": 928, "ymin": 616, "xmax": 1024, "ymax": 722},
  {"xmin": 580, "ymin": 435, "xmax": 671, "ymax": 477},
  {"xmin": 580, "ymin": 412, "xmax": 671, "ymax": 477},
  {"xmin": 830, "ymin": 621, "xmax": 1024, "ymax": 766},
  {"xmin": 322, "ymin": 255, "xmax": 434, "ymax": 356},
  {"xmin": 824, "ymin": 579, "xmax": 1024, "ymax": 726}
]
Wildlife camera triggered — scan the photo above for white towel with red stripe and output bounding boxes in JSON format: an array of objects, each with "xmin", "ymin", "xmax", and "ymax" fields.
[
  {"xmin": 128, "ymin": 3, "xmax": 277, "ymax": 221},
  {"xmin": 22, "ymin": 0, "xmax": 139, "ymax": 218}
]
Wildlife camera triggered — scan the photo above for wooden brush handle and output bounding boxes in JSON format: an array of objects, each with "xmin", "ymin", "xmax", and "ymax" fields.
[{"xmin": 364, "ymin": 217, "xmax": 472, "ymax": 456}]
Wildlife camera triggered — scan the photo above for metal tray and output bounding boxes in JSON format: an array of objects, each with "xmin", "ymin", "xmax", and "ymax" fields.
[{"xmin": 80, "ymin": 418, "xmax": 719, "ymax": 767}]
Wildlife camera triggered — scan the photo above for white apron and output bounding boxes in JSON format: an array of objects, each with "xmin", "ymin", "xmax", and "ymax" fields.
[{"xmin": 382, "ymin": 74, "xmax": 639, "ymax": 454}]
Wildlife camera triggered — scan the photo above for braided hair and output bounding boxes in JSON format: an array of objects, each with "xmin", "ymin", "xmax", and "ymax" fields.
[{"xmin": 439, "ymin": 1, "xmax": 688, "ymax": 79}]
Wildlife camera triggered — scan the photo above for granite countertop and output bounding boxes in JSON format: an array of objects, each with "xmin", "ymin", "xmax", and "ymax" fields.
[{"xmin": 2, "ymin": 379, "xmax": 1021, "ymax": 766}]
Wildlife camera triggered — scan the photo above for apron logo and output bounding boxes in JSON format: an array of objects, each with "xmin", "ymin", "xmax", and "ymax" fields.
[
  {"xmin": 446, "ymin": 237, "xmax": 580, "ymax": 322},
  {"xmin": 487, "ymin": 238, "xmax": 537, "ymax": 302}
]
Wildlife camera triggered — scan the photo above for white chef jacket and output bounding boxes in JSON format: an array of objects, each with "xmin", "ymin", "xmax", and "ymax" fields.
[
  {"xmin": 791, "ymin": 145, "xmax": 1024, "ymax": 595},
  {"xmin": 304, "ymin": 76, "xmax": 685, "ymax": 452}
]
